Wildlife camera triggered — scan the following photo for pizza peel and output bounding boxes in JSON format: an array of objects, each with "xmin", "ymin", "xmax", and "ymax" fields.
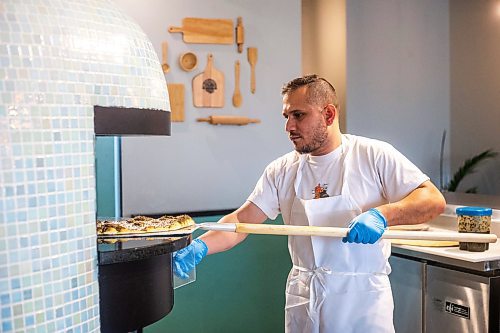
[
  {"xmin": 98, "ymin": 222, "xmax": 497, "ymax": 243},
  {"xmin": 192, "ymin": 53, "xmax": 224, "ymax": 107}
]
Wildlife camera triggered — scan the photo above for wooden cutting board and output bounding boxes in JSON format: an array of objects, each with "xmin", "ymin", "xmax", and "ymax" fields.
[
  {"xmin": 167, "ymin": 83, "xmax": 185, "ymax": 122},
  {"xmin": 192, "ymin": 54, "xmax": 224, "ymax": 108},
  {"xmin": 169, "ymin": 18, "xmax": 234, "ymax": 44}
]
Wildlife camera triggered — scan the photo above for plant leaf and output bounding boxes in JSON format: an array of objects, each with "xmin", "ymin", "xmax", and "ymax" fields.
[
  {"xmin": 445, "ymin": 149, "xmax": 498, "ymax": 192},
  {"xmin": 465, "ymin": 187, "xmax": 478, "ymax": 194}
]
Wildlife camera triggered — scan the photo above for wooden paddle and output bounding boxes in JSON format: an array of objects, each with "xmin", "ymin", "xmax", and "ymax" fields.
[
  {"xmin": 169, "ymin": 18, "xmax": 234, "ymax": 44},
  {"xmin": 192, "ymin": 54, "xmax": 224, "ymax": 108}
]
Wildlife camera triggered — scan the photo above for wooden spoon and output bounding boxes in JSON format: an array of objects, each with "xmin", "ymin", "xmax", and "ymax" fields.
[
  {"xmin": 161, "ymin": 42, "xmax": 170, "ymax": 73},
  {"xmin": 247, "ymin": 47, "xmax": 257, "ymax": 94},
  {"xmin": 232, "ymin": 60, "xmax": 242, "ymax": 107}
]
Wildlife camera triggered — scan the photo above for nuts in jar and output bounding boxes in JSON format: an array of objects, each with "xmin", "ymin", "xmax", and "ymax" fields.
[{"xmin": 456, "ymin": 206, "xmax": 492, "ymax": 252}]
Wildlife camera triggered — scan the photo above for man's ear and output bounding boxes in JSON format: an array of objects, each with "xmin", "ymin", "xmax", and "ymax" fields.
[{"xmin": 324, "ymin": 104, "xmax": 336, "ymax": 125}]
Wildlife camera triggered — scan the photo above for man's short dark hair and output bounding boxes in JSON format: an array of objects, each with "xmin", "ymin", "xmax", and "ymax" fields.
[{"xmin": 281, "ymin": 74, "xmax": 338, "ymax": 109}]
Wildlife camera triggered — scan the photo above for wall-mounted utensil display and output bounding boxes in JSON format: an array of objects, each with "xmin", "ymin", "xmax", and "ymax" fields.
[
  {"xmin": 161, "ymin": 42, "xmax": 170, "ymax": 73},
  {"xmin": 247, "ymin": 47, "xmax": 257, "ymax": 94},
  {"xmin": 197, "ymin": 115, "xmax": 260, "ymax": 126},
  {"xmin": 192, "ymin": 54, "xmax": 224, "ymax": 108},
  {"xmin": 179, "ymin": 52, "xmax": 198, "ymax": 72},
  {"xmin": 235, "ymin": 16, "xmax": 244, "ymax": 53},
  {"xmin": 168, "ymin": 18, "xmax": 234, "ymax": 44},
  {"xmin": 232, "ymin": 60, "xmax": 242, "ymax": 107},
  {"xmin": 167, "ymin": 83, "xmax": 185, "ymax": 122}
]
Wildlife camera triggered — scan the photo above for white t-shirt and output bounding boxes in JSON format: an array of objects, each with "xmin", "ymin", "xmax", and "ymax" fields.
[{"xmin": 248, "ymin": 134, "xmax": 430, "ymax": 224}]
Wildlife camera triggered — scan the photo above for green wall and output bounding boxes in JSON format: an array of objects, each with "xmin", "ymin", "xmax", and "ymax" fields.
[{"xmin": 146, "ymin": 215, "xmax": 292, "ymax": 333}]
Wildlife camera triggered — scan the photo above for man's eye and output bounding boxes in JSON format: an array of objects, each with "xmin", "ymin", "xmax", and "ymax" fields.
[{"xmin": 293, "ymin": 112, "xmax": 304, "ymax": 119}]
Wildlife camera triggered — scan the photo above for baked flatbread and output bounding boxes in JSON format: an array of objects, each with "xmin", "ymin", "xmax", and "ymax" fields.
[{"xmin": 97, "ymin": 214, "xmax": 195, "ymax": 235}]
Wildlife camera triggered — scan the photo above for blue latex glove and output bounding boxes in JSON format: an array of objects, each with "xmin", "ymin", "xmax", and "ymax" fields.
[
  {"xmin": 173, "ymin": 238, "xmax": 208, "ymax": 279},
  {"xmin": 342, "ymin": 208, "xmax": 387, "ymax": 244}
]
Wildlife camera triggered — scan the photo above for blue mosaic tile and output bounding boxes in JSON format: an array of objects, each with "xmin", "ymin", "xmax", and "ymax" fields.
[{"xmin": 1, "ymin": 0, "xmax": 170, "ymax": 331}]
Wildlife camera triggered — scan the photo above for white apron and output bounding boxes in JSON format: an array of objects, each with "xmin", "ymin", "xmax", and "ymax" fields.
[{"xmin": 284, "ymin": 149, "xmax": 395, "ymax": 333}]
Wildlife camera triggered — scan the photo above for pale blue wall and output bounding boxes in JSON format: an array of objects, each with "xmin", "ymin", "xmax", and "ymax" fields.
[
  {"xmin": 346, "ymin": 0, "xmax": 450, "ymax": 185},
  {"xmin": 113, "ymin": 0, "xmax": 302, "ymax": 215}
]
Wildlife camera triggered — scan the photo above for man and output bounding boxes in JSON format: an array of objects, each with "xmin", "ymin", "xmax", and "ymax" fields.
[{"xmin": 174, "ymin": 74, "xmax": 446, "ymax": 332}]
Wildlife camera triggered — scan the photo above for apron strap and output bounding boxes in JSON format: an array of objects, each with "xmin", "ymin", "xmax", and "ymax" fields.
[{"xmin": 288, "ymin": 265, "xmax": 331, "ymax": 323}]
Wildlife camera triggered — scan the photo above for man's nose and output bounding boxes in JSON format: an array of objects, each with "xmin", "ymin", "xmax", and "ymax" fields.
[{"xmin": 285, "ymin": 117, "xmax": 295, "ymax": 132}]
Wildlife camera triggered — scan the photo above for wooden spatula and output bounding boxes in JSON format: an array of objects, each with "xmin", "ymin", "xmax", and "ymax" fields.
[
  {"xmin": 247, "ymin": 47, "xmax": 257, "ymax": 94},
  {"xmin": 232, "ymin": 60, "xmax": 242, "ymax": 107}
]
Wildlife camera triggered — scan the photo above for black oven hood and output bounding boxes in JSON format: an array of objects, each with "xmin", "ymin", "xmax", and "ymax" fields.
[{"xmin": 94, "ymin": 105, "xmax": 171, "ymax": 136}]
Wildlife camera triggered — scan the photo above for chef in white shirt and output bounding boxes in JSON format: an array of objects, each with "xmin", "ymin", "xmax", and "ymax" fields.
[{"xmin": 173, "ymin": 74, "xmax": 446, "ymax": 333}]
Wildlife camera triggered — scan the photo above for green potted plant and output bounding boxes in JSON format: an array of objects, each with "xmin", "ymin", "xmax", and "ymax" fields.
[{"xmin": 440, "ymin": 130, "xmax": 498, "ymax": 193}]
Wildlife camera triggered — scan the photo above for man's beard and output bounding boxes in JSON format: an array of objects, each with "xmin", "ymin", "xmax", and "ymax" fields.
[{"xmin": 294, "ymin": 120, "xmax": 328, "ymax": 154}]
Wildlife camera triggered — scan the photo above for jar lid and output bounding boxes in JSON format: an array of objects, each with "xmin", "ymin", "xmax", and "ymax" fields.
[{"xmin": 456, "ymin": 206, "xmax": 492, "ymax": 216}]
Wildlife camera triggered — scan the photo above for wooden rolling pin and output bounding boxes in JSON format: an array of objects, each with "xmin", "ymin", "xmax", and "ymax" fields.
[
  {"xmin": 197, "ymin": 115, "xmax": 260, "ymax": 126},
  {"xmin": 235, "ymin": 17, "xmax": 244, "ymax": 53},
  {"xmin": 199, "ymin": 222, "xmax": 498, "ymax": 243}
]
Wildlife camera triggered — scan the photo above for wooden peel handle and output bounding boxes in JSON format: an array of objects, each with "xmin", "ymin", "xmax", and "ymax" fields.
[
  {"xmin": 235, "ymin": 223, "xmax": 348, "ymax": 237},
  {"xmin": 197, "ymin": 115, "xmax": 260, "ymax": 125},
  {"xmin": 233, "ymin": 223, "xmax": 498, "ymax": 243}
]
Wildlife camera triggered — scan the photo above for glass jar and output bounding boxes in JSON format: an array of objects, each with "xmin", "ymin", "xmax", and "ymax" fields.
[{"xmin": 456, "ymin": 206, "xmax": 492, "ymax": 252}]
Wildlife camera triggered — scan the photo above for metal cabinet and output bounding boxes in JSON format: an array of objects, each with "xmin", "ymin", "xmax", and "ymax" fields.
[
  {"xmin": 390, "ymin": 254, "xmax": 500, "ymax": 333},
  {"xmin": 425, "ymin": 265, "xmax": 499, "ymax": 333},
  {"xmin": 389, "ymin": 255, "xmax": 424, "ymax": 333}
]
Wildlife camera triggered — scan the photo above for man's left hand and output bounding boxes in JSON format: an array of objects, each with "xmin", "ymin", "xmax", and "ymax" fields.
[{"xmin": 342, "ymin": 208, "xmax": 387, "ymax": 244}]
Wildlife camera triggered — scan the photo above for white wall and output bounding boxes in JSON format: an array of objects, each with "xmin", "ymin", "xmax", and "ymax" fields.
[
  {"xmin": 346, "ymin": 0, "xmax": 450, "ymax": 185},
  {"xmin": 302, "ymin": 0, "xmax": 347, "ymax": 131},
  {"xmin": 113, "ymin": 0, "xmax": 301, "ymax": 214},
  {"xmin": 449, "ymin": 0, "xmax": 500, "ymax": 195}
]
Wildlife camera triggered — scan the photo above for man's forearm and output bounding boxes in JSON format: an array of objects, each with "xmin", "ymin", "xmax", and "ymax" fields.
[
  {"xmin": 377, "ymin": 181, "xmax": 446, "ymax": 227},
  {"xmin": 199, "ymin": 201, "xmax": 268, "ymax": 255},
  {"xmin": 199, "ymin": 212, "xmax": 249, "ymax": 255}
]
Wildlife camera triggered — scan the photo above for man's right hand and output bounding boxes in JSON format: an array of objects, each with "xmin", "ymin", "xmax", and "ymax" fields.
[{"xmin": 173, "ymin": 238, "xmax": 208, "ymax": 279}]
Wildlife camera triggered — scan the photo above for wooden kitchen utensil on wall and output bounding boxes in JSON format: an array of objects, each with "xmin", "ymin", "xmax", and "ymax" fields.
[
  {"xmin": 197, "ymin": 115, "xmax": 260, "ymax": 125},
  {"xmin": 247, "ymin": 47, "xmax": 257, "ymax": 94},
  {"xmin": 232, "ymin": 60, "xmax": 242, "ymax": 107},
  {"xmin": 179, "ymin": 52, "xmax": 198, "ymax": 72},
  {"xmin": 167, "ymin": 83, "xmax": 185, "ymax": 122},
  {"xmin": 161, "ymin": 42, "xmax": 170, "ymax": 73},
  {"xmin": 192, "ymin": 54, "xmax": 224, "ymax": 108},
  {"xmin": 235, "ymin": 17, "xmax": 244, "ymax": 53},
  {"xmin": 168, "ymin": 18, "xmax": 234, "ymax": 44}
]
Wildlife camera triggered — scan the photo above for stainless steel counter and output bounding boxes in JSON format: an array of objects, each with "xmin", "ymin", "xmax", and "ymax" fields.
[
  {"xmin": 391, "ymin": 204, "xmax": 500, "ymax": 272},
  {"xmin": 390, "ymin": 201, "xmax": 500, "ymax": 333}
]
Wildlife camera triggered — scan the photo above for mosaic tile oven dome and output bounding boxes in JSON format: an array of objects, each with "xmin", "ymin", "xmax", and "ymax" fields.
[{"xmin": 0, "ymin": 0, "xmax": 170, "ymax": 331}]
